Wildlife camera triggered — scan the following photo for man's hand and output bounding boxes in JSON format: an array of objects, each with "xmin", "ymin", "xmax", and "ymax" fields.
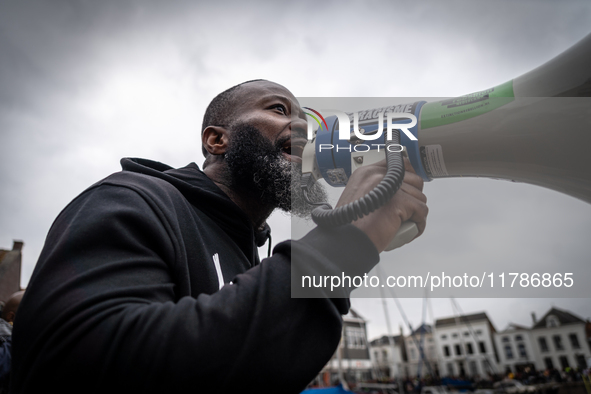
[{"xmin": 336, "ymin": 157, "xmax": 428, "ymax": 253}]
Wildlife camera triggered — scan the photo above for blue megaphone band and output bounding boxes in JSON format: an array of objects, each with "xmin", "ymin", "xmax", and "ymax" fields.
[
  {"xmin": 404, "ymin": 100, "xmax": 430, "ymax": 182},
  {"xmin": 315, "ymin": 101, "xmax": 430, "ymax": 187}
]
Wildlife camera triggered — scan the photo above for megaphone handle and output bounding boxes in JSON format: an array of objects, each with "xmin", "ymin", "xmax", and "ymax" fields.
[{"xmin": 384, "ymin": 221, "xmax": 419, "ymax": 251}]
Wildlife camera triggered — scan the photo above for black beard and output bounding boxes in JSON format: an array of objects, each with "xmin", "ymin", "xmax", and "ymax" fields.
[{"xmin": 225, "ymin": 122, "xmax": 327, "ymax": 218}]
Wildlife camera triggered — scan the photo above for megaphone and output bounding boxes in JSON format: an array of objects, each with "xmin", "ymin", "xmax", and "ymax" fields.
[{"xmin": 301, "ymin": 32, "xmax": 591, "ymax": 250}]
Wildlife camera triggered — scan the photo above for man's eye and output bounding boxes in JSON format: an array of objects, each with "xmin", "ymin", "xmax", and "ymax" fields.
[{"xmin": 272, "ymin": 104, "xmax": 287, "ymax": 114}]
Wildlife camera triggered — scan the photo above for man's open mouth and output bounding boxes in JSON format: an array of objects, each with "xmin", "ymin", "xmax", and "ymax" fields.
[{"xmin": 282, "ymin": 137, "xmax": 307, "ymax": 164}]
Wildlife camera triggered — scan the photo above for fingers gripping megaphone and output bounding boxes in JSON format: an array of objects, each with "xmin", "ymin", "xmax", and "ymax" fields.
[{"xmin": 301, "ymin": 32, "xmax": 591, "ymax": 251}]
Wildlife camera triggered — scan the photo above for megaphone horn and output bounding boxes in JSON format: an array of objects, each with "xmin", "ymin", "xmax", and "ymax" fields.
[{"xmin": 303, "ymin": 32, "xmax": 591, "ymax": 205}]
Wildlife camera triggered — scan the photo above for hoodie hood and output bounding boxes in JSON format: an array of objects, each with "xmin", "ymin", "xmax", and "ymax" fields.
[{"xmin": 120, "ymin": 158, "xmax": 271, "ymax": 250}]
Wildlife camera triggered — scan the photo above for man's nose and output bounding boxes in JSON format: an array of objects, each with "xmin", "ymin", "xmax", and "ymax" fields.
[{"xmin": 291, "ymin": 112, "xmax": 308, "ymax": 138}]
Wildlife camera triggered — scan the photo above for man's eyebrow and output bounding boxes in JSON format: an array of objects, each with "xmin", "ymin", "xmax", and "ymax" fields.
[
  {"xmin": 262, "ymin": 94, "xmax": 306, "ymax": 120},
  {"xmin": 260, "ymin": 94, "xmax": 292, "ymax": 104}
]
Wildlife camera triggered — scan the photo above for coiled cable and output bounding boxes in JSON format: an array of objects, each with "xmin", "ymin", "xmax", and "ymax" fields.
[{"xmin": 302, "ymin": 130, "xmax": 405, "ymax": 227}]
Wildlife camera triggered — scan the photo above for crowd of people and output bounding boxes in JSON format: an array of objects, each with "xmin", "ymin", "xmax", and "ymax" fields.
[
  {"xmin": 0, "ymin": 291, "xmax": 24, "ymax": 394},
  {"xmin": 339, "ymin": 365, "xmax": 591, "ymax": 394},
  {"xmin": 388, "ymin": 366, "xmax": 591, "ymax": 393}
]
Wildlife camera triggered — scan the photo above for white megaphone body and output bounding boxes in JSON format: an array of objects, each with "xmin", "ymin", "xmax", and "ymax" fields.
[{"xmin": 301, "ymin": 32, "xmax": 591, "ymax": 250}]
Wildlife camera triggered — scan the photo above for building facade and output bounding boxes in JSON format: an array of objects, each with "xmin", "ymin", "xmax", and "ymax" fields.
[
  {"xmin": 494, "ymin": 323, "xmax": 537, "ymax": 374},
  {"xmin": 528, "ymin": 308, "xmax": 590, "ymax": 372},
  {"xmin": 405, "ymin": 324, "xmax": 439, "ymax": 378},
  {"xmin": 0, "ymin": 240, "xmax": 23, "ymax": 304},
  {"xmin": 366, "ymin": 307, "xmax": 591, "ymax": 384},
  {"xmin": 434, "ymin": 312, "xmax": 500, "ymax": 379},
  {"xmin": 323, "ymin": 309, "xmax": 373, "ymax": 384},
  {"xmin": 370, "ymin": 333, "xmax": 406, "ymax": 379}
]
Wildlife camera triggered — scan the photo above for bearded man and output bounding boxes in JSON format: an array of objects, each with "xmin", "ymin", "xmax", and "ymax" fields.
[{"xmin": 11, "ymin": 80, "xmax": 428, "ymax": 394}]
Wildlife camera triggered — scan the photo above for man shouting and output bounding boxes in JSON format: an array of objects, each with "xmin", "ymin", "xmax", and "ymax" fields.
[{"xmin": 12, "ymin": 80, "xmax": 428, "ymax": 393}]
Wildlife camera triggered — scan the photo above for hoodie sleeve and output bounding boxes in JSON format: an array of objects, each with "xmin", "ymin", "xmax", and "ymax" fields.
[{"xmin": 11, "ymin": 181, "xmax": 380, "ymax": 394}]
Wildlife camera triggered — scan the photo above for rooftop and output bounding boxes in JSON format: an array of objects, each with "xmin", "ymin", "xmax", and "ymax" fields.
[
  {"xmin": 435, "ymin": 312, "xmax": 492, "ymax": 329},
  {"xmin": 370, "ymin": 335, "xmax": 403, "ymax": 346},
  {"xmin": 533, "ymin": 307, "xmax": 585, "ymax": 329}
]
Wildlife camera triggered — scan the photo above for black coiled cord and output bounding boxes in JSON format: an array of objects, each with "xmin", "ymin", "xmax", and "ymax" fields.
[{"xmin": 303, "ymin": 130, "xmax": 405, "ymax": 227}]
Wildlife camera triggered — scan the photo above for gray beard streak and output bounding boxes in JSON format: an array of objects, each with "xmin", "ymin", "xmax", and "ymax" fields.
[
  {"xmin": 289, "ymin": 163, "xmax": 328, "ymax": 219},
  {"xmin": 252, "ymin": 157, "xmax": 327, "ymax": 219},
  {"xmin": 251, "ymin": 153, "xmax": 291, "ymax": 209}
]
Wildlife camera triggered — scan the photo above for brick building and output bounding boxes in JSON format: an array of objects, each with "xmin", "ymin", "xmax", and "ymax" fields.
[{"xmin": 0, "ymin": 240, "xmax": 23, "ymax": 304}]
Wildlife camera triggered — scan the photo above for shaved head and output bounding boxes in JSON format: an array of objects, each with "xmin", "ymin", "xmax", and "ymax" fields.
[
  {"xmin": 201, "ymin": 79, "xmax": 267, "ymax": 159},
  {"xmin": 2, "ymin": 290, "xmax": 24, "ymax": 323}
]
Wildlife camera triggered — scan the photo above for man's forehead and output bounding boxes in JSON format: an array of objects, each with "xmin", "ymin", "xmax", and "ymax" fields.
[{"xmin": 235, "ymin": 81, "xmax": 299, "ymax": 108}]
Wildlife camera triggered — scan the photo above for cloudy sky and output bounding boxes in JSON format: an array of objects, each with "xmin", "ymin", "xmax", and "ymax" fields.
[{"xmin": 1, "ymin": 0, "xmax": 590, "ymax": 340}]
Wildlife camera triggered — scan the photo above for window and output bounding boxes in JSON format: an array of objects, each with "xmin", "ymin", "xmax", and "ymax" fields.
[
  {"xmin": 569, "ymin": 334, "xmax": 581, "ymax": 349},
  {"xmin": 515, "ymin": 335, "xmax": 523, "ymax": 341},
  {"xmin": 410, "ymin": 348, "xmax": 416, "ymax": 359},
  {"xmin": 374, "ymin": 351, "xmax": 379, "ymax": 360},
  {"xmin": 502, "ymin": 336, "xmax": 510, "ymax": 343},
  {"xmin": 346, "ymin": 326, "xmax": 366, "ymax": 349},
  {"xmin": 553, "ymin": 335, "xmax": 564, "ymax": 351},
  {"xmin": 447, "ymin": 363, "xmax": 454, "ymax": 377},
  {"xmin": 518, "ymin": 343, "xmax": 527, "ymax": 358},
  {"xmin": 444, "ymin": 345, "xmax": 450, "ymax": 357},
  {"xmin": 455, "ymin": 344, "xmax": 462, "ymax": 356},
  {"xmin": 544, "ymin": 357, "xmax": 554, "ymax": 369},
  {"xmin": 504, "ymin": 345, "xmax": 514, "ymax": 360},
  {"xmin": 441, "ymin": 334, "xmax": 447, "ymax": 340},
  {"xmin": 546, "ymin": 315, "xmax": 560, "ymax": 328},
  {"xmin": 382, "ymin": 350, "xmax": 388, "ymax": 361},
  {"xmin": 576, "ymin": 354, "xmax": 587, "ymax": 369},
  {"xmin": 464, "ymin": 332, "xmax": 470, "ymax": 337},
  {"xmin": 466, "ymin": 343, "xmax": 474, "ymax": 355},
  {"xmin": 559, "ymin": 356, "xmax": 569, "ymax": 369},
  {"xmin": 452, "ymin": 333, "xmax": 458, "ymax": 338},
  {"xmin": 469, "ymin": 360, "xmax": 478, "ymax": 376},
  {"xmin": 482, "ymin": 360, "xmax": 490, "ymax": 373},
  {"xmin": 476, "ymin": 330, "xmax": 482, "ymax": 335},
  {"xmin": 538, "ymin": 337, "xmax": 549, "ymax": 352},
  {"xmin": 479, "ymin": 341, "xmax": 486, "ymax": 354}
]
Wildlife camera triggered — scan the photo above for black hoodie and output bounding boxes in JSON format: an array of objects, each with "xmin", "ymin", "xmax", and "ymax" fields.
[{"xmin": 11, "ymin": 158, "xmax": 379, "ymax": 394}]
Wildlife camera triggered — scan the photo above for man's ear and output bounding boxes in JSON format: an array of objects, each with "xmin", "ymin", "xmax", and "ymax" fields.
[{"xmin": 202, "ymin": 126, "xmax": 230, "ymax": 156}]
